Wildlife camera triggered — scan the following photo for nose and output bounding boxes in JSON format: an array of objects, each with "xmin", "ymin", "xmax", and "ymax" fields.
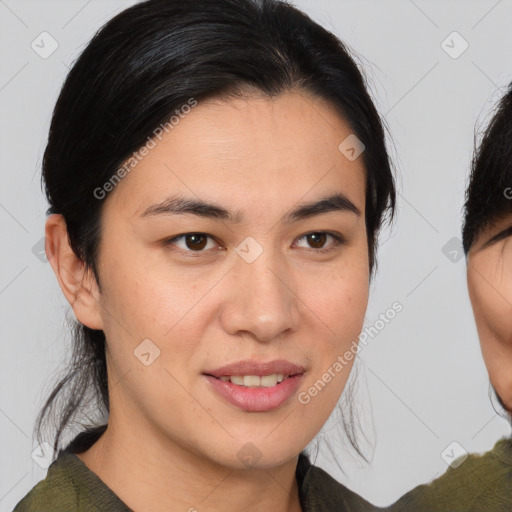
[{"xmin": 220, "ymin": 245, "xmax": 301, "ymax": 343}]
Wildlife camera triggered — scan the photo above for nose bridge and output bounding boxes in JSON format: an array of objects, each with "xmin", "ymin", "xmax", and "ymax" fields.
[{"xmin": 222, "ymin": 237, "xmax": 299, "ymax": 341}]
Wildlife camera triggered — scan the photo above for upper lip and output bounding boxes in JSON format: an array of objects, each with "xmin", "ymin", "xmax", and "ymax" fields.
[{"xmin": 204, "ymin": 359, "xmax": 306, "ymax": 378}]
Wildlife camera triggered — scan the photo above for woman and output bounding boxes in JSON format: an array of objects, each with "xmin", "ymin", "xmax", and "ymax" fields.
[
  {"xmin": 13, "ymin": 0, "xmax": 395, "ymax": 510},
  {"xmin": 389, "ymin": 84, "xmax": 512, "ymax": 512}
]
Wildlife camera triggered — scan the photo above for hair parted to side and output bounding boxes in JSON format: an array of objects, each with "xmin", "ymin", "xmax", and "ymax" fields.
[
  {"xmin": 462, "ymin": 83, "xmax": 512, "ymax": 253},
  {"xmin": 36, "ymin": 0, "xmax": 396, "ymax": 459}
]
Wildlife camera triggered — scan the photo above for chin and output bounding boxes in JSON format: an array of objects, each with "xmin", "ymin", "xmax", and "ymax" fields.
[{"xmin": 208, "ymin": 440, "xmax": 303, "ymax": 471}]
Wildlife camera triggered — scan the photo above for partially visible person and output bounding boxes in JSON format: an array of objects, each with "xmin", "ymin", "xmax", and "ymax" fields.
[{"xmin": 389, "ymin": 84, "xmax": 512, "ymax": 512}]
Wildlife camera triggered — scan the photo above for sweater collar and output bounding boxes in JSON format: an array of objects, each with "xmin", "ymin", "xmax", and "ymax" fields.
[{"xmin": 60, "ymin": 426, "xmax": 324, "ymax": 511}]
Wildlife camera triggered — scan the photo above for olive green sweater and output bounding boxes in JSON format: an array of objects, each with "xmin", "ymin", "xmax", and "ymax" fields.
[
  {"xmin": 386, "ymin": 437, "xmax": 512, "ymax": 512},
  {"xmin": 13, "ymin": 426, "xmax": 380, "ymax": 512},
  {"xmin": 14, "ymin": 426, "xmax": 511, "ymax": 511}
]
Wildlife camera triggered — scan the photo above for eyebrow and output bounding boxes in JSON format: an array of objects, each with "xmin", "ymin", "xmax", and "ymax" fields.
[
  {"xmin": 139, "ymin": 193, "xmax": 361, "ymax": 223},
  {"xmin": 480, "ymin": 225, "xmax": 512, "ymax": 251}
]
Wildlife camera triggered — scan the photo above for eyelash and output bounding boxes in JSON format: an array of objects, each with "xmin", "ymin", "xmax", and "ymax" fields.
[{"xmin": 163, "ymin": 231, "xmax": 344, "ymax": 256}]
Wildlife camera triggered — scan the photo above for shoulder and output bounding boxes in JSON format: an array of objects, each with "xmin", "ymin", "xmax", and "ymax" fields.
[
  {"xmin": 299, "ymin": 453, "xmax": 383, "ymax": 511},
  {"xmin": 387, "ymin": 437, "xmax": 512, "ymax": 512},
  {"xmin": 12, "ymin": 448, "xmax": 131, "ymax": 512},
  {"xmin": 13, "ymin": 452, "xmax": 83, "ymax": 512}
]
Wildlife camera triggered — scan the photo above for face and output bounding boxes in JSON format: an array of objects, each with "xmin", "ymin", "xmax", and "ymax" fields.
[
  {"xmin": 76, "ymin": 90, "xmax": 369, "ymax": 468},
  {"xmin": 467, "ymin": 216, "xmax": 512, "ymax": 411}
]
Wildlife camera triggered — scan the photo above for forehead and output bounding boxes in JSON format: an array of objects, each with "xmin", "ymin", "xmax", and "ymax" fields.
[{"xmin": 102, "ymin": 90, "xmax": 366, "ymax": 217}]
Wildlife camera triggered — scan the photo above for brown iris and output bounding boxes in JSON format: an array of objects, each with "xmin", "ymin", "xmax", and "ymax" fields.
[
  {"xmin": 185, "ymin": 234, "xmax": 208, "ymax": 250},
  {"xmin": 306, "ymin": 233, "xmax": 327, "ymax": 249}
]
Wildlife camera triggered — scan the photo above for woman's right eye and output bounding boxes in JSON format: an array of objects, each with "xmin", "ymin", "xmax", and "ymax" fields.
[{"xmin": 164, "ymin": 233, "xmax": 220, "ymax": 253}]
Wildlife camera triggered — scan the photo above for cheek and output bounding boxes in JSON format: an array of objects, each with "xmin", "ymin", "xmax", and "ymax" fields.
[
  {"xmin": 100, "ymin": 244, "xmax": 201, "ymax": 334},
  {"xmin": 468, "ymin": 268, "xmax": 512, "ymax": 410},
  {"xmin": 469, "ymin": 266, "xmax": 512, "ymax": 346},
  {"xmin": 302, "ymin": 258, "xmax": 369, "ymax": 400},
  {"xmin": 320, "ymin": 282, "xmax": 368, "ymax": 338},
  {"xmin": 296, "ymin": 267, "xmax": 368, "ymax": 432},
  {"xmin": 320, "ymin": 261, "xmax": 369, "ymax": 333}
]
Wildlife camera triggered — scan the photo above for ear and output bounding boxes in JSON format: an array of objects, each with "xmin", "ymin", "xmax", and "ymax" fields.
[{"xmin": 45, "ymin": 214, "xmax": 104, "ymax": 330}]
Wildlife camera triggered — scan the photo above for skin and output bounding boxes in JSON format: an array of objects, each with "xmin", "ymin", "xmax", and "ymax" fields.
[
  {"xmin": 45, "ymin": 89, "xmax": 370, "ymax": 512},
  {"xmin": 467, "ymin": 215, "xmax": 512, "ymax": 412}
]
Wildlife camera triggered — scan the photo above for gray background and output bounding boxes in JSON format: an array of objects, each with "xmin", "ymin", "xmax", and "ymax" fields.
[{"xmin": 1, "ymin": 0, "xmax": 512, "ymax": 509}]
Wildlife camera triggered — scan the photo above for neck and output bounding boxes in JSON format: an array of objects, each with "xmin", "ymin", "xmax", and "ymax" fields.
[{"xmin": 75, "ymin": 419, "xmax": 303, "ymax": 512}]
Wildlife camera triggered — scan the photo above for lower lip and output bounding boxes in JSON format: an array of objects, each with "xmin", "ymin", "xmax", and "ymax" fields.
[{"xmin": 204, "ymin": 374, "xmax": 304, "ymax": 412}]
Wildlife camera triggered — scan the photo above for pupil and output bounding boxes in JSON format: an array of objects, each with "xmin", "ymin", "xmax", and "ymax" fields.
[
  {"xmin": 308, "ymin": 233, "xmax": 326, "ymax": 249},
  {"xmin": 187, "ymin": 234, "xmax": 207, "ymax": 250}
]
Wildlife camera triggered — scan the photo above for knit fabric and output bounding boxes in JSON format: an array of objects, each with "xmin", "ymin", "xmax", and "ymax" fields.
[
  {"xmin": 386, "ymin": 437, "xmax": 512, "ymax": 512},
  {"xmin": 13, "ymin": 426, "xmax": 380, "ymax": 512}
]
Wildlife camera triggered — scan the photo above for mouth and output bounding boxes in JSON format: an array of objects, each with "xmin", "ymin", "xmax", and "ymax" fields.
[
  {"xmin": 204, "ymin": 359, "xmax": 306, "ymax": 380},
  {"xmin": 206, "ymin": 373, "xmax": 297, "ymax": 388},
  {"xmin": 203, "ymin": 360, "xmax": 306, "ymax": 412}
]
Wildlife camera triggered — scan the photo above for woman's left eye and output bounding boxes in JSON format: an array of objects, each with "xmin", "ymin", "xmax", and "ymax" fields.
[
  {"xmin": 164, "ymin": 231, "xmax": 343, "ymax": 254},
  {"xmin": 294, "ymin": 232, "xmax": 344, "ymax": 252}
]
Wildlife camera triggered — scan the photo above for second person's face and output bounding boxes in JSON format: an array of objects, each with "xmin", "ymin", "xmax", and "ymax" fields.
[{"xmin": 467, "ymin": 215, "xmax": 512, "ymax": 411}]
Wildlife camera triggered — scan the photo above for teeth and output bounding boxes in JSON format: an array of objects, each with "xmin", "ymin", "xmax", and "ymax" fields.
[
  {"xmin": 230, "ymin": 376, "xmax": 244, "ymax": 385},
  {"xmin": 260, "ymin": 374, "xmax": 278, "ymax": 387},
  {"xmin": 218, "ymin": 374, "xmax": 289, "ymax": 387},
  {"xmin": 243, "ymin": 375, "xmax": 261, "ymax": 387}
]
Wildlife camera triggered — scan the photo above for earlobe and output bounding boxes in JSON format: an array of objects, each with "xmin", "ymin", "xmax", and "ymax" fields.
[{"xmin": 45, "ymin": 214, "xmax": 104, "ymax": 330}]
